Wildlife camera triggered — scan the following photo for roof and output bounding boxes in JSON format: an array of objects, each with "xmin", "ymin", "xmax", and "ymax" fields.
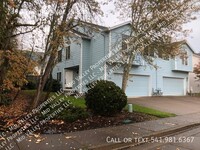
[
  {"xmin": 71, "ymin": 29, "xmax": 91, "ymax": 39},
  {"xmin": 107, "ymin": 21, "xmax": 131, "ymax": 30},
  {"xmin": 182, "ymin": 40, "xmax": 196, "ymax": 54},
  {"xmin": 78, "ymin": 20, "xmax": 131, "ymax": 32},
  {"xmin": 79, "ymin": 20, "xmax": 109, "ymax": 30}
]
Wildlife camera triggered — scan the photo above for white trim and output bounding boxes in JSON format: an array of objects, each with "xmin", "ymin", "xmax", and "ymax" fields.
[
  {"xmin": 184, "ymin": 78, "xmax": 187, "ymax": 95},
  {"xmin": 174, "ymin": 57, "xmax": 177, "ymax": 70},
  {"xmin": 149, "ymin": 75, "xmax": 152, "ymax": 96},
  {"xmin": 79, "ymin": 39, "xmax": 83, "ymax": 93},
  {"xmin": 104, "ymin": 63, "xmax": 107, "ymax": 80},
  {"xmin": 62, "ymin": 68, "xmax": 65, "ymax": 89},
  {"xmin": 184, "ymin": 40, "xmax": 196, "ymax": 54},
  {"xmin": 109, "ymin": 31, "xmax": 112, "ymax": 57},
  {"xmin": 108, "ymin": 21, "xmax": 131, "ymax": 30}
]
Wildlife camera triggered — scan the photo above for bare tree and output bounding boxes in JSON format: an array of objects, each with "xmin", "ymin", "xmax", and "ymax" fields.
[
  {"xmin": 114, "ymin": 0, "xmax": 200, "ymax": 92},
  {"xmin": 32, "ymin": 0, "xmax": 102, "ymax": 108}
]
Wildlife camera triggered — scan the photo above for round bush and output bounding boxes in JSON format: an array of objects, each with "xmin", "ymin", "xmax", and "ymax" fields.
[{"xmin": 85, "ymin": 80, "xmax": 127, "ymax": 116}]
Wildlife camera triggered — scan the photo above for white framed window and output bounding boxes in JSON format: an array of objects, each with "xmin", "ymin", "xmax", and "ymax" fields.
[
  {"xmin": 180, "ymin": 50, "xmax": 188, "ymax": 65},
  {"xmin": 58, "ymin": 50, "xmax": 62, "ymax": 62},
  {"xmin": 66, "ymin": 46, "xmax": 70, "ymax": 60},
  {"xmin": 57, "ymin": 72, "xmax": 61, "ymax": 82}
]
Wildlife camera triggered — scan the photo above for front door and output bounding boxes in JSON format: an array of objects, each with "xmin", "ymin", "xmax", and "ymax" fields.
[{"xmin": 65, "ymin": 69, "xmax": 73, "ymax": 88}]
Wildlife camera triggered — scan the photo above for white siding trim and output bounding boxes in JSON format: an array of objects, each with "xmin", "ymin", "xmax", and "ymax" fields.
[
  {"xmin": 175, "ymin": 57, "xmax": 177, "ymax": 70},
  {"xmin": 79, "ymin": 39, "xmax": 83, "ymax": 93},
  {"xmin": 149, "ymin": 75, "xmax": 152, "ymax": 96},
  {"xmin": 104, "ymin": 63, "xmax": 107, "ymax": 80},
  {"xmin": 184, "ymin": 78, "xmax": 187, "ymax": 95},
  {"xmin": 109, "ymin": 31, "xmax": 112, "ymax": 57},
  {"xmin": 62, "ymin": 68, "xmax": 65, "ymax": 89}
]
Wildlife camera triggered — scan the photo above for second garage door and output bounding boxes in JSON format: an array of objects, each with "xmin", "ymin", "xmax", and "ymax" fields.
[
  {"xmin": 111, "ymin": 74, "xmax": 150, "ymax": 97},
  {"xmin": 163, "ymin": 77, "xmax": 185, "ymax": 96}
]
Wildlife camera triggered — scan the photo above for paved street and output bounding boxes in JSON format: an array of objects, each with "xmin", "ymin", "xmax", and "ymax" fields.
[
  {"xmin": 127, "ymin": 126, "xmax": 200, "ymax": 150},
  {"xmin": 128, "ymin": 96, "xmax": 200, "ymax": 115}
]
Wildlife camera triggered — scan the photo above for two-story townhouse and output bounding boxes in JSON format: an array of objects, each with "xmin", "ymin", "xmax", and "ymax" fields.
[
  {"xmin": 189, "ymin": 53, "xmax": 200, "ymax": 93},
  {"xmin": 52, "ymin": 22, "xmax": 194, "ymax": 97}
]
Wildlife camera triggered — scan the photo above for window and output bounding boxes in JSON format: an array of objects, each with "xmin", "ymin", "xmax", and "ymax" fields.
[
  {"xmin": 180, "ymin": 50, "xmax": 188, "ymax": 65},
  {"xmin": 122, "ymin": 34, "xmax": 129, "ymax": 50},
  {"xmin": 58, "ymin": 50, "xmax": 62, "ymax": 62},
  {"xmin": 66, "ymin": 46, "xmax": 70, "ymax": 60},
  {"xmin": 57, "ymin": 72, "xmax": 61, "ymax": 82}
]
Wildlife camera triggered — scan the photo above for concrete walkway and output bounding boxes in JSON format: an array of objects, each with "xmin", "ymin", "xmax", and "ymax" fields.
[
  {"xmin": 2, "ymin": 112, "xmax": 200, "ymax": 150},
  {"xmin": 128, "ymin": 96, "xmax": 200, "ymax": 115}
]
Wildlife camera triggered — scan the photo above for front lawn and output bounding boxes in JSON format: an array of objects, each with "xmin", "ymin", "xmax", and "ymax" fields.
[
  {"xmin": 50, "ymin": 92, "xmax": 175, "ymax": 118},
  {"xmin": 127, "ymin": 104, "xmax": 176, "ymax": 118},
  {"xmin": 21, "ymin": 90, "xmax": 175, "ymax": 118},
  {"xmin": 0, "ymin": 91, "xmax": 176, "ymax": 134}
]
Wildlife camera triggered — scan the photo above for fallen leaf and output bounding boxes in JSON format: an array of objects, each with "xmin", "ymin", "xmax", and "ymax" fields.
[{"xmin": 65, "ymin": 136, "xmax": 76, "ymax": 139}]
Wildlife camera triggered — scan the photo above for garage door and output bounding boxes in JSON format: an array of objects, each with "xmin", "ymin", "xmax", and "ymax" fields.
[
  {"xmin": 163, "ymin": 77, "xmax": 184, "ymax": 96},
  {"xmin": 111, "ymin": 74, "xmax": 150, "ymax": 97}
]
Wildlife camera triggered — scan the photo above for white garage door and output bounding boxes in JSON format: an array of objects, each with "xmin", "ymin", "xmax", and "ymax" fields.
[
  {"xmin": 111, "ymin": 74, "xmax": 150, "ymax": 97},
  {"xmin": 163, "ymin": 77, "xmax": 184, "ymax": 96}
]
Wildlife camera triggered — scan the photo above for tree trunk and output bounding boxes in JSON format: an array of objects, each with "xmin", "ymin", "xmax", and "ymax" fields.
[
  {"xmin": 32, "ymin": 77, "xmax": 43, "ymax": 108},
  {"xmin": 121, "ymin": 54, "xmax": 135, "ymax": 92},
  {"xmin": 31, "ymin": 54, "xmax": 56, "ymax": 108}
]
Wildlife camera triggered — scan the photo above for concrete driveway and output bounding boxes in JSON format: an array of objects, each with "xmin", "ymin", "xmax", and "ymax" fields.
[{"xmin": 128, "ymin": 96, "xmax": 200, "ymax": 115}]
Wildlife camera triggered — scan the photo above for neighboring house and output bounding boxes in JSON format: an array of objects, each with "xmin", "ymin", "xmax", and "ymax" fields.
[
  {"xmin": 24, "ymin": 51, "xmax": 44, "ymax": 75},
  {"xmin": 189, "ymin": 53, "xmax": 200, "ymax": 93},
  {"xmin": 52, "ymin": 22, "xmax": 194, "ymax": 97}
]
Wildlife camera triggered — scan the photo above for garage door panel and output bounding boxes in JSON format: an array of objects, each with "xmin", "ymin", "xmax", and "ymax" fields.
[
  {"xmin": 111, "ymin": 74, "xmax": 150, "ymax": 97},
  {"xmin": 163, "ymin": 77, "xmax": 184, "ymax": 96}
]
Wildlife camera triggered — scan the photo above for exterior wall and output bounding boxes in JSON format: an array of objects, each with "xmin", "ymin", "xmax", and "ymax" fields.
[
  {"xmin": 171, "ymin": 44, "xmax": 193, "ymax": 72},
  {"xmin": 107, "ymin": 56, "xmax": 189, "ymax": 97},
  {"xmin": 52, "ymin": 38, "xmax": 81, "ymax": 88},
  {"xmin": 189, "ymin": 54, "xmax": 200, "ymax": 93},
  {"xmin": 109, "ymin": 25, "xmax": 131, "ymax": 56},
  {"xmin": 52, "ymin": 23, "xmax": 193, "ymax": 97}
]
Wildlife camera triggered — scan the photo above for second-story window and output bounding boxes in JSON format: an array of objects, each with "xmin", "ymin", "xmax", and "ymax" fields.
[
  {"xmin": 66, "ymin": 46, "xmax": 70, "ymax": 60},
  {"xmin": 180, "ymin": 50, "xmax": 188, "ymax": 65},
  {"xmin": 122, "ymin": 34, "xmax": 129, "ymax": 50},
  {"xmin": 58, "ymin": 50, "xmax": 62, "ymax": 62}
]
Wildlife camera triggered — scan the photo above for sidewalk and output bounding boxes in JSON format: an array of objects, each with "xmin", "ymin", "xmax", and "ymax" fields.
[{"xmin": 3, "ymin": 112, "xmax": 200, "ymax": 150}]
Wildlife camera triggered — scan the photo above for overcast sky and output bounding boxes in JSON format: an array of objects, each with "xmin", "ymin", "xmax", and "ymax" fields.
[{"xmin": 99, "ymin": 2, "xmax": 200, "ymax": 53}]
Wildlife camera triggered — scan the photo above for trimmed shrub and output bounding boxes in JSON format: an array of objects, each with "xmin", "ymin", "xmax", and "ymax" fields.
[
  {"xmin": 58, "ymin": 106, "xmax": 89, "ymax": 122},
  {"xmin": 40, "ymin": 98, "xmax": 88, "ymax": 122},
  {"xmin": 43, "ymin": 79, "xmax": 61, "ymax": 92},
  {"xmin": 85, "ymin": 80, "xmax": 127, "ymax": 116}
]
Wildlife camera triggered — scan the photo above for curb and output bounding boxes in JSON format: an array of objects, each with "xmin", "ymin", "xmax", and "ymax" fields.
[{"xmin": 88, "ymin": 122, "xmax": 200, "ymax": 150}]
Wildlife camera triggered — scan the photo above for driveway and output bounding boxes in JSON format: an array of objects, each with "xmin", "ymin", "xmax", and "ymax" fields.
[{"xmin": 128, "ymin": 96, "xmax": 200, "ymax": 115}]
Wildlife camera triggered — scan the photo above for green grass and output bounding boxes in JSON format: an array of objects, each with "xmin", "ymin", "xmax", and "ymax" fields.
[
  {"xmin": 22, "ymin": 90, "xmax": 37, "ymax": 96},
  {"xmin": 125, "ymin": 104, "xmax": 176, "ymax": 118},
  {"xmin": 49, "ymin": 93, "xmax": 86, "ymax": 108},
  {"xmin": 22, "ymin": 90, "xmax": 86, "ymax": 108},
  {"xmin": 22, "ymin": 90, "xmax": 175, "ymax": 118}
]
